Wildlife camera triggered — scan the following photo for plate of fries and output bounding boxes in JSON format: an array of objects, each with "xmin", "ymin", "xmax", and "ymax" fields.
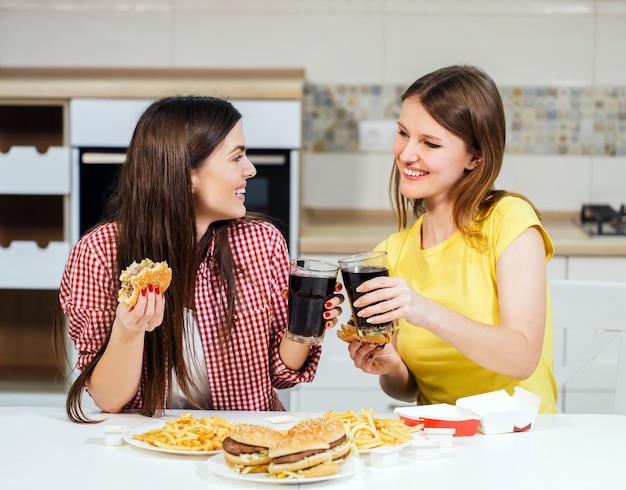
[
  {"xmin": 123, "ymin": 413, "xmax": 233, "ymax": 455},
  {"xmin": 323, "ymin": 408, "xmax": 422, "ymax": 453}
]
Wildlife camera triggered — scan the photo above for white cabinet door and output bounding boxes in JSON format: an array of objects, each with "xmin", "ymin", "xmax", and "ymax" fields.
[{"xmin": 557, "ymin": 257, "xmax": 626, "ymax": 413}]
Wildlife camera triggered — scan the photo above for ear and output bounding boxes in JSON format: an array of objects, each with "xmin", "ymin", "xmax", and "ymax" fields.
[
  {"xmin": 190, "ymin": 170, "xmax": 198, "ymax": 193},
  {"xmin": 467, "ymin": 155, "xmax": 482, "ymax": 171}
]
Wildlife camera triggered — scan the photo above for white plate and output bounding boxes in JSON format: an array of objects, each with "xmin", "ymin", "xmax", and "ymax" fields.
[
  {"xmin": 264, "ymin": 415, "xmax": 299, "ymax": 425},
  {"xmin": 205, "ymin": 453, "xmax": 363, "ymax": 485},
  {"xmin": 122, "ymin": 423, "xmax": 221, "ymax": 456},
  {"xmin": 357, "ymin": 442, "xmax": 409, "ymax": 455}
]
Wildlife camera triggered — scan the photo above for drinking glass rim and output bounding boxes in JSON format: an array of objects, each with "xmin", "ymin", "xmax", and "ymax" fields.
[
  {"xmin": 290, "ymin": 258, "xmax": 339, "ymax": 274},
  {"xmin": 338, "ymin": 250, "xmax": 387, "ymax": 266}
]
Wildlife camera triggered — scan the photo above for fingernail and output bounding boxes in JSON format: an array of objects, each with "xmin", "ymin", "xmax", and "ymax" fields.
[
  {"xmin": 334, "ymin": 284, "xmax": 342, "ymax": 292},
  {"xmin": 325, "ymin": 321, "xmax": 332, "ymax": 328},
  {"xmin": 325, "ymin": 301, "xmax": 332, "ymax": 308},
  {"xmin": 148, "ymin": 284, "xmax": 154, "ymax": 292},
  {"xmin": 154, "ymin": 286, "xmax": 160, "ymax": 295},
  {"xmin": 323, "ymin": 311, "xmax": 331, "ymax": 319},
  {"xmin": 141, "ymin": 289, "xmax": 147, "ymax": 297}
]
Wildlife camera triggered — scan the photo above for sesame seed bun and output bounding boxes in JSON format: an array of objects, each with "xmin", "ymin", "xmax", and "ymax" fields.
[
  {"xmin": 228, "ymin": 423, "xmax": 285, "ymax": 448},
  {"xmin": 118, "ymin": 258, "xmax": 172, "ymax": 306},
  {"xmin": 288, "ymin": 417, "xmax": 352, "ymax": 463},
  {"xmin": 221, "ymin": 423, "xmax": 285, "ymax": 473},
  {"xmin": 268, "ymin": 436, "xmax": 334, "ymax": 475}
]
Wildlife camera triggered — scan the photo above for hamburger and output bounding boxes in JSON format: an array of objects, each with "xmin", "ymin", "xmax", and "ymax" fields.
[
  {"xmin": 288, "ymin": 417, "xmax": 352, "ymax": 465},
  {"xmin": 336, "ymin": 320, "xmax": 395, "ymax": 346},
  {"xmin": 221, "ymin": 423, "xmax": 285, "ymax": 474},
  {"xmin": 268, "ymin": 435, "xmax": 338, "ymax": 478},
  {"xmin": 117, "ymin": 258, "xmax": 172, "ymax": 306}
]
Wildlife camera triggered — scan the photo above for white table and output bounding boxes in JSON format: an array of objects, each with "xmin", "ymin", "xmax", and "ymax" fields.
[{"xmin": 0, "ymin": 407, "xmax": 623, "ymax": 489}]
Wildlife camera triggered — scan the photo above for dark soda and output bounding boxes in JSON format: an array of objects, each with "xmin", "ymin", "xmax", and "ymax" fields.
[
  {"xmin": 287, "ymin": 274, "xmax": 336, "ymax": 343},
  {"xmin": 341, "ymin": 265, "xmax": 394, "ymax": 332}
]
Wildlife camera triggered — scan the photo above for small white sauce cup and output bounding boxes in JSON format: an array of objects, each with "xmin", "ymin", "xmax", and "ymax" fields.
[{"xmin": 104, "ymin": 426, "xmax": 126, "ymax": 447}]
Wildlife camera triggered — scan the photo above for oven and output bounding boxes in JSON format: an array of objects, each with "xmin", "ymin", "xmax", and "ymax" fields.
[{"xmin": 69, "ymin": 99, "xmax": 301, "ymax": 255}]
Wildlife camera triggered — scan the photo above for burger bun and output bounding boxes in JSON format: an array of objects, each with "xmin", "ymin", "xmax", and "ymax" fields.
[
  {"xmin": 336, "ymin": 321, "xmax": 394, "ymax": 345},
  {"xmin": 118, "ymin": 258, "xmax": 172, "ymax": 306}
]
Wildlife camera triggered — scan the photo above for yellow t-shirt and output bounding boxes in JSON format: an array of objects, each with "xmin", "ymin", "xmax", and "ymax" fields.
[{"xmin": 377, "ymin": 196, "xmax": 558, "ymax": 413}]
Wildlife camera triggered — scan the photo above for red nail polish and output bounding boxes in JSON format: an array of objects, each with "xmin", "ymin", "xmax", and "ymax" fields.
[
  {"xmin": 326, "ymin": 321, "xmax": 332, "ymax": 328},
  {"xmin": 325, "ymin": 301, "xmax": 332, "ymax": 308},
  {"xmin": 323, "ymin": 311, "xmax": 331, "ymax": 319},
  {"xmin": 141, "ymin": 289, "xmax": 147, "ymax": 297},
  {"xmin": 154, "ymin": 286, "xmax": 160, "ymax": 295},
  {"xmin": 148, "ymin": 284, "xmax": 154, "ymax": 292}
]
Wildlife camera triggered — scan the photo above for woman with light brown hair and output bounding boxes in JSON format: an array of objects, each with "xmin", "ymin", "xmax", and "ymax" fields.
[
  {"xmin": 57, "ymin": 96, "xmax": 343, "ymax": 423},
  {"xmin": 345, "ymin": 65, "xmax": 558, "ymax": 413}
]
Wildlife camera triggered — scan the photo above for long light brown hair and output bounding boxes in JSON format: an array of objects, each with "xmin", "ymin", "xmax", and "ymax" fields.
[
  {"xmin": 390, "ymin": 65, "xmax": 539, "ymax": 245},
  {"xmin": 58, "ymin": 96, "xmax": 256, "ymax": 422}
]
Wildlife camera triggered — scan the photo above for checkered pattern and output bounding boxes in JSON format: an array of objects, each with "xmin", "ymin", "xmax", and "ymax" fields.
[{"xmin": 59, "ymin": 221, "xmax": 322, "ymax": 411}]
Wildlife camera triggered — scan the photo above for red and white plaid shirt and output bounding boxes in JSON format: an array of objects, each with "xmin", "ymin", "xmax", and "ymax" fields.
[{"xmin": 59, "ymin": 221, "xmax": 322, "ymax": 411}]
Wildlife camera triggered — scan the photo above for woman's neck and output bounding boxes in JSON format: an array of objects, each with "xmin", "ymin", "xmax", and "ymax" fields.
[{"xmin": 420, "ymin": 203, "xmax": 455, "ymax": 249}]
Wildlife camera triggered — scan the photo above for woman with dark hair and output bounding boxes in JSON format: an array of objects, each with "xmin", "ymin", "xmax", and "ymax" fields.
[
  {"xmin": 345, "ymin": 65, "xmax": 558, "ymax": 413},
  {"xmin": 58, "ymin": 96, "xmax": 343, "ymax": 423}
]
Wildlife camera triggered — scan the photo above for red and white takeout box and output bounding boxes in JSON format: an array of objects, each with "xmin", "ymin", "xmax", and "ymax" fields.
[
  {"xmin": 456, "ymin": 387, "xmax": 541, "ymax": 435},
  {"xmin": 395, "ymin": 387, "xmax": 541, "ymax": 436},
  {"xmin": 394, "ymin": 403, "xmax": 481, "ymax": 436}
]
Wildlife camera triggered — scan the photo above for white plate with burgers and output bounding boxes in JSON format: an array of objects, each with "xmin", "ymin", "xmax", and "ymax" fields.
[
  {"xmin": 210, "ymin": 417, "xmax": 362, "ymax": 483},
  {"xmin": 206, "ymin": 455, "xmax": 362, "ymax": 484}
]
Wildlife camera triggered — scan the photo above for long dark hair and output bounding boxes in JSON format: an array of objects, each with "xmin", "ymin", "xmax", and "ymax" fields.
[
  {"xmin": 390, "ymin": 65, "xmax": 539, "ymax": 245},
  {"xmin": 57, "ymin": 96, "xmax": 250, "ymax": 422}
]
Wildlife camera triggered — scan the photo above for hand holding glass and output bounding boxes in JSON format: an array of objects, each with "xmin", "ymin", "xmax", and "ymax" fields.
[
  {"xmin": 338, "ymin": 251, "xmax": 395, "ymax": 336},
  {"xmin": 286, "ymin": 259, "xmax": 339, "ymax": 345}
]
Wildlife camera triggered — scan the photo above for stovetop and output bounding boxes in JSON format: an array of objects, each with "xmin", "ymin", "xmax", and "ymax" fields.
[{"xmin": 580, "ymin": 204, "xmax": 626, "ymax": 236}]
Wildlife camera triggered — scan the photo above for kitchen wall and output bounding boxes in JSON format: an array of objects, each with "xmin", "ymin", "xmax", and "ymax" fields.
[{"xmin": 1, "ymin": 0, "xmax": 626, "ymax": 211}]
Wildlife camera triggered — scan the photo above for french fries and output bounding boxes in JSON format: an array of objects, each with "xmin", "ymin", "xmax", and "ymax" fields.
[
  {"xmin": 132, "ymin": 413, "xmax": 232, "ymax": 451},
  {"xmin": 324, "ymin": 408, "xmax": 422, "ymax": 450}
]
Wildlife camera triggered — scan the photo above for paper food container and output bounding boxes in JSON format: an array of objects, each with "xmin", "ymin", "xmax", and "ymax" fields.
[
  {"xmin": 456, "ymin": 387, "xmax": 542, "ymax": 435},
  {"xmin": 394, "ymin": 403, "xmax": 481, "ymax": 436}
]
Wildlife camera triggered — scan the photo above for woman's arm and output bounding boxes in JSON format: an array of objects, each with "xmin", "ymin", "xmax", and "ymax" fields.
[
  {"xmin": 356, "ymin": 226, "xmax": 547, "ymax": 380},
  {"xmin": 348, "ymin": 335, "xmax": 419, "ymax": 402},
  {"xmin": 87, "ymin": 288, "xmax": 165, "ymax": 412}
]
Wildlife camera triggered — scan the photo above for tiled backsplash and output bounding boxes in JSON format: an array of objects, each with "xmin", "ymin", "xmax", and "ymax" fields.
[{"xmin": 303, "ymin": 83, "xmax": 626, "ymax": 156}]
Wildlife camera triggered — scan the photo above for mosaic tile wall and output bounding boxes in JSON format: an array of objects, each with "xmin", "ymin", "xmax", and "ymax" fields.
[{"xmin": 302, "ymin": 83, "xmax": 626, "ymax": 156}]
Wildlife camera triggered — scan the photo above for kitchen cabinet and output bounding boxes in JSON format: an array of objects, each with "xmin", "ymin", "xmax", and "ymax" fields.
[
  {"xmin": 553, "ymin": 256, "xmax": 626, "ymax": 414},
  {"xmin": 0, "ymin": 101, "xmax": 71, "ymax": 405}
]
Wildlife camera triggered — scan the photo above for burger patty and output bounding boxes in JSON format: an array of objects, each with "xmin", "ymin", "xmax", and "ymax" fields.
[
  {"xmin": 271, "ymin": 449, "xmax": 325, "ymax": 464},
  {"xmin": 329, "ymin": 434, "xmax": 347, "ymax": 449},
  {"xmin": 221, "ymin": 437, "xmax": 266, "ymax": 455}
]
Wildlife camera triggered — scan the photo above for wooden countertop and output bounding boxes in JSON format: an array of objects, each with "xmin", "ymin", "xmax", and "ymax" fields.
[
  {"xmin": 300, "ymin": 209, "xmax": 626, "ymax": 257},
  {"xmin": 0, "ymin": 67, "xmax": 304, "ymax": 100}
]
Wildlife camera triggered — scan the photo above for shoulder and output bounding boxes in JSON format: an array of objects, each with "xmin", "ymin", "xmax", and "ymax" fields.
[
  {"xmin": 68, "ymin": 222, "xmax": 117, "ymax": 268},
  {"xmin": 73, "ymin": 222, "xmax": 116, "ymax": 254},
  {"xmin": 490, "ymin": 195, "xmax": 539, "ymax": 221},
  {"xmin": 485, "ymin": 196, "xmax": 554, "ymax": 259},
  {"xmin": 230, "ymin": 219, "xmax": 284, "ymax": 240},
  {"xmin": 229, "ymin": 219, "xmax": 288, "ymax": 254}
]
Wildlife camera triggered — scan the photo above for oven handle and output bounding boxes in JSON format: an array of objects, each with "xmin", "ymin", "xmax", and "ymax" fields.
[
  {"xmin": 80, "ymin": 152, "xmax": 287, "ymax": 166},
  {"xmin": 249, "ymin": 154, "xmax": 287, "ymax": 166},
  {"xmin": 81, "ymin": 152, "xmax": 126, "ymax": 164}
]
